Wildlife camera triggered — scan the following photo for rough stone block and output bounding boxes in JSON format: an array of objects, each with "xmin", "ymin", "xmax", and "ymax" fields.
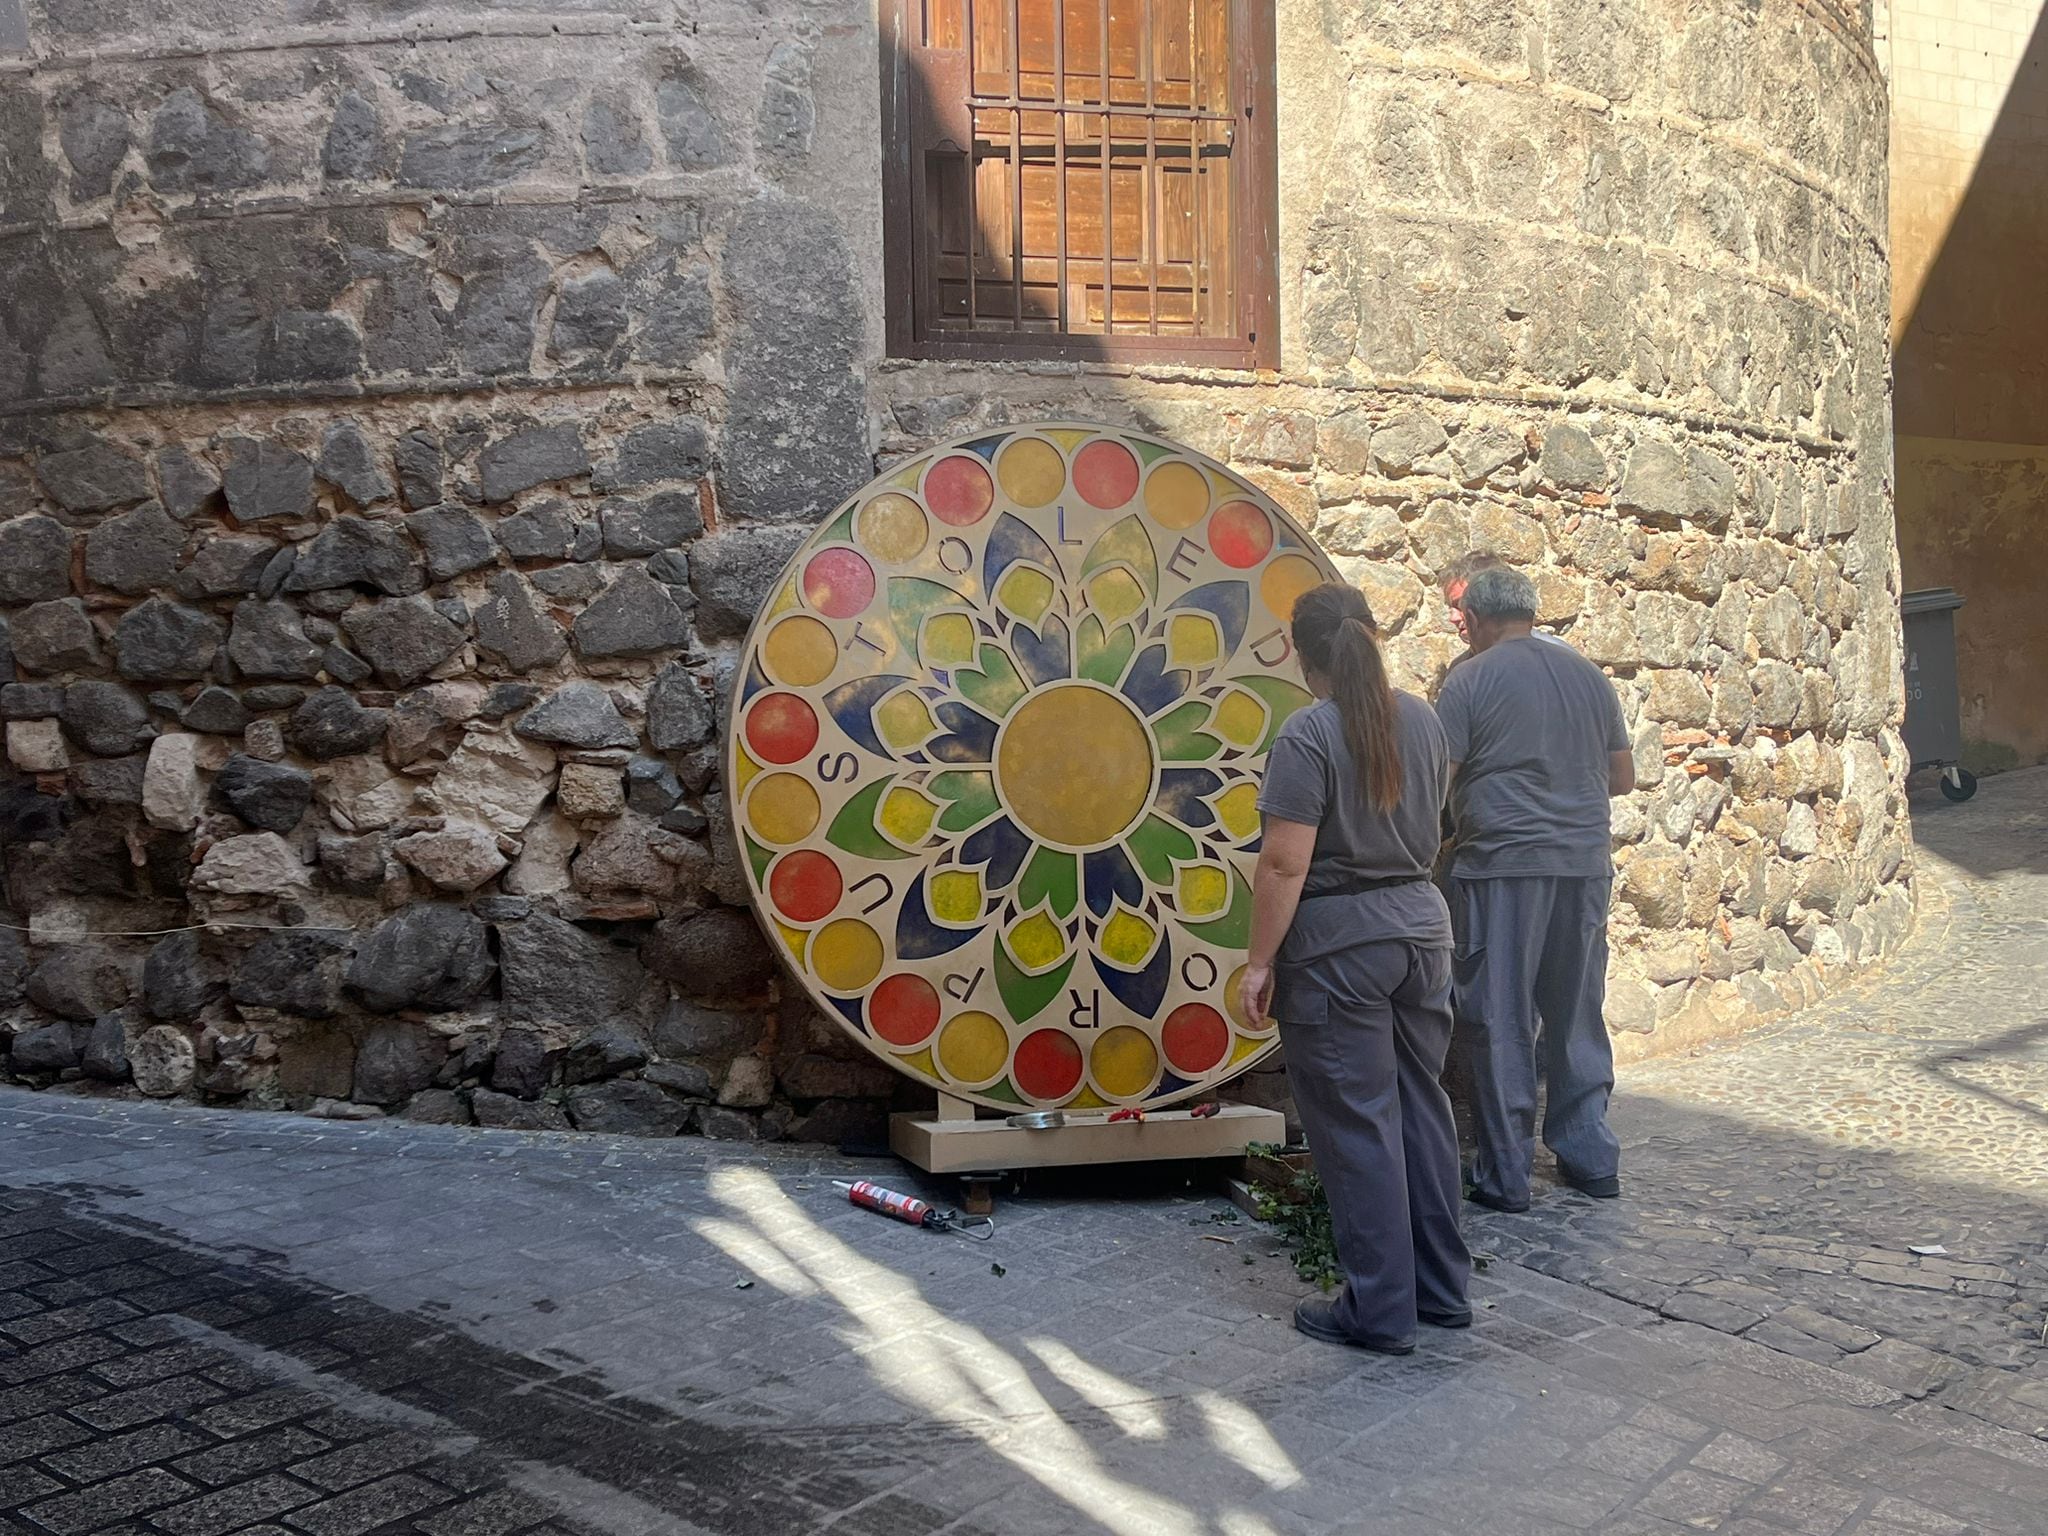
[
  {"xmin": 37, "ymin": 440, "xmax": 151, "ymax": 513},
  {"xmin": 0, "ymin": 517, "xmax": 76, "ymax": 604},
  {"xmin": 142, "ymin": 733, "xmax": 207, "ymax": 831},
  {"xmin": 114, "ymin": 598, "xmax": 221, "ymax": 682},
  {"xmin": 221, "ymin": 438, "xmax": 316, "ymax": 523},
  {"xmin": 478, "ymin": 425, "xmax": 590, "ymax": 504}
]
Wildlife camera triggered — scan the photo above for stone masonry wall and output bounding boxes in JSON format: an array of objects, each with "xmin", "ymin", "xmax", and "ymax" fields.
[{"xmin": 0, "ymin": 0, "xmax": 1910, "ymax": 1134}]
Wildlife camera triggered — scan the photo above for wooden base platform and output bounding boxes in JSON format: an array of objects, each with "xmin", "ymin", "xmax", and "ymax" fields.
[{"xmin": 889, "ymin": 1093, "xmax": 1285, "ymax": 1175}]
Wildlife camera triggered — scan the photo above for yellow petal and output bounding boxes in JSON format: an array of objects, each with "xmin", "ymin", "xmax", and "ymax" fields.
[
  {"xmin": 1167, "ymin": 612, "xmax": 1221, "ymax": 668},
  {"xmin": 1213, "ymin": 782, "xmax": 1262, "ymax": 841},
  {"xmin": 1088, "ymin": 568, "xmax": 1145, "ymax": 625},
  {"xmin": 1211, "ymin": 689, "xmax": 1267, "ymax": 747},
  {"xmin": 1099, "ymin": 908, "xmax": 1158, "ymax": 968},
  {"xmin": 878, "ymin": 690, "xmax": 937, "ymax": 750},
  {"xmin": 880, "ymin": 786, "xmax": 938, "ymax": 846},
  {"xmin": 929, "ymin": 869, "xmax": 982, "ymax": 924},
  {"xmin": 1178, "ymin": 864, "xmax": 1229, "ymax": 917},
  {"xmin": 922, "ymin": 611, "xmax": 976, "ymax": 667},
  {"xmin": 1008, "ymin": 910, "xmax": 1067, "ymax": 971}
]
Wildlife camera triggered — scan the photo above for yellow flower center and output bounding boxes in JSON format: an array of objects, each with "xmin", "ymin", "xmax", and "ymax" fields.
[{"xmin": 995, "ymin": 684, "xmax": 1155, "ymax": 851}]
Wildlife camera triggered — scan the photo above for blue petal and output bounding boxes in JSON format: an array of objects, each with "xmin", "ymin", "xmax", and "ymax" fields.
[
  {"xmin": 896, "ymin": 872, "xmax": 980, "ymax": 960},
  {"xmin": 1121, "ymin": 643, "xmax": 1190, "ymax": 717},
  {"xmin": 1084, "ymin": 844, "xmax": 1144, "ymax": 917},
  {"xmin": 962, "ymin": 815, "xmax": 1032, "ymax": 892},
  {"xmin": 1094, "ymin": 939, "xmax": 1170, "ymax": 1018},
  {"xmin": 822, "ymin": 676, "xmax": 911, "ymax": 758},
  {"xmin": 928, "ymin": 702, "xmax": 999, "ymax": 764},
  {"xmin": 963, "ymin": 433, "xmax": 1008, "ymax": 463},
  {"xmin": 741, "ymin": 657, "xmax": 771, "ymax": 706},
  {"xmin": 1155, "ymin": 769, "xmax": 1221, "ymax": 829},
  {"xmin": 1012, "ymin": 615, "xmax": 1071, "ymax": 687},
  {"xmin": 984, "ymin": 511, "xmax": 1063, "ymax": 592}
]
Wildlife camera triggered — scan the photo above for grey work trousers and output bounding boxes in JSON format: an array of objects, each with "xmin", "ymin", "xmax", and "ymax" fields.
[
  {"xmin": 1276, "ymin": 938, "xmax": 1471, "ymax": 1348},
  {"xmin": 1451, "ymin": 874, "xmax": 1620, "ymax": 1208}
]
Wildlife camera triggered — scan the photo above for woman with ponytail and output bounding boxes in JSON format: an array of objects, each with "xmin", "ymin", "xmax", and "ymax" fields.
[{"xmin": 1240, "ymin": 583, "xmax": 1468, "ymax": 1354}]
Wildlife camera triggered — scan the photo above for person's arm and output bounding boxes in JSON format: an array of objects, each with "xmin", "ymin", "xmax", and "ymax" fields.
[
  {"xmin": 1603, "ymin": 680, "xmax": 1634, "ymax": 797},
  {"xmin": 1239, "ymin": 817, "xmax": 1318, "ymax": 1028}
]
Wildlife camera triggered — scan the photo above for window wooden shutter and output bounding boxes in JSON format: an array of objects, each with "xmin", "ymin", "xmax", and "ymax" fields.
[{"xmin": 883, "ymin": 0, "xmax": 1277, "ymax": 368}]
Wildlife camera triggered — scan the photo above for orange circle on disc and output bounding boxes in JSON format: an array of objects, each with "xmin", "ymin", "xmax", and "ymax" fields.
[
  {"xmin": 745, "ymin": 693, "xmax": 819, "ymax": 765},
  {"xmin": 869, "ymin": 974, "xmax": 942, "ymax": 1048},
  {"xmin": 1260, "ymin": 554, "xmax": 1324, "ymax": 623},
  {"xmin": 1013, "ymin": 1028, "xmax": 1084, "ymax": 1101},
  {"xmin": 768, "ymin": 850, "xmax": 842, "ymax": 924},
  {"xmin": 1210, "ymin": 502, "xmax": 1274, "ymax": 569},
  {"xmin": 925, "ymin": 456, "xmax": 995, "ymax": 526},
  {"xmin": 1162, "ymin": 1003, "xmax": 1231, "ymax": 1076},
  {"xmin": 1073, "ymin": 440, "xmax": 1140, "ymax": 509},
  {"xmin": 803, "ymin": 547, "xmax": 876, "ymax": 618}
]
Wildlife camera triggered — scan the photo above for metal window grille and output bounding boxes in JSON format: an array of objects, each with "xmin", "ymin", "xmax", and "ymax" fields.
[{"xmin": 882, "ymin": 0, "xmax": 1277, "ymax": 367}]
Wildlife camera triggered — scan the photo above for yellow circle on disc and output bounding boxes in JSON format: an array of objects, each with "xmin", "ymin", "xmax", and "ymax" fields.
[
  {"xmin": 1225, "ymin": 963, "xmax": 1255, "ymax": 1029},
  {"xmin": 763, "ymin": 615, "xmax": 837, "ymax": 687},
  {"xmin": 1260, "ymin": 554, "xmax": 1324, "ymax": 622},
  {"xmin": 812, "ymin": 918, "xmax": 884, "ymax": 992},
  {"xmin": 938, "ymin": 1010, "xmax": 1009, "ymax": 1084},
  {"xmin": 748, "ymin": 773, "xmax": 820, "ymax": 845},
  {"xmin": 1091, "ymin": 1026, "xmax": 1159, "ymax": 1098},
  {"xmin": 1143, "ymin": 461, "xmax": 1210, "ymax": 529},
  {"xmin": 997, "ymin": 438, "xmax": 1067, "ymax": 508},
  {"xmin": 996, "ymin": 685, "xmax": 1154, "ymax": 849},
  {"xmin": 857, "ymin": 493, "xmax": 929, "ymax": 563}
]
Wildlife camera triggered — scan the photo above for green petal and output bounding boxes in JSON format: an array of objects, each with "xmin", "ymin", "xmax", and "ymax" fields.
[
  {"xmin": 996, "ymin": 943, "xmax": 1076, "ymax": 1023},
  {"xmin": 1151, "ymin": 699, "xmax": 1222, "ymax": 762},
  {"xmin": 825, "ymin": 777, "xmax": 916, "ymax": 861},
  {"xmin": 1077, "ymin": 614, "xmax": 1136, "ymax": 685},
  {"xmin": 1080, "ymin": 514, "xmax": 1159, "ymax": 600},
  {"xmin": 1017, "ymin": 846, "xmax": 1079, "ymax": 918},
  {"xmin": 956, "ymin": 643, "xmax": 1027, "ymax": 717},
  {"xmin": 1127, "ymin": 815, "xmax": 1197, "ymax": 887},
  {"xmin": 930, "ymin": 770, "xmax": 1000, "ymax": 833}
]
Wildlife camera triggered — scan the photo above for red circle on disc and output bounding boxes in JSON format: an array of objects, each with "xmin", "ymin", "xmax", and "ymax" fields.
[
  {"xmin": 1209, "ymin": 502, "xmax": 1275, "ymax": 569},
  {"xmin": 1073, "ymin": 440, "xmax": 1140, "ymax": 509},
  {"xmin": 869, "ymin": 974, "xmax": 942, "ymax": 1048},
  {"xmin": 1013, "ymin": 1028, "xmax": 1084, "ymax": 1101},
  {"xmin": 768, "ymin": 850, "xmax": 842, "ymax": 924},
  {"xmin": 1162, "ymin": 1003, "xmax": 1231, "ymax": 1076},
  {"xmin": 924, "ymin": 456, "xmax": 995, "ymax": 526},
  {"xmin": 803, "ymin": 547, "xmax": 877, "ymax": 618},
  {"xmin": 745, "ymin": 693, "xmax": 820, "ymax": 765}
]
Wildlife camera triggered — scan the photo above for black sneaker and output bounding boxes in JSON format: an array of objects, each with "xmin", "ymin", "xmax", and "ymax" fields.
[
  {"xmin": 1292, "ymin": 1298, "xmax": 1415, "ymax": 1355},
  {"xmin": 1420, "ymin": 1308, "xmax": 1473, "ymax": 1329},
  {"xmin": 1464, "ymin": 1187, "xmax": 1530, "ymax": 1214},
  {"xmin": 1562, "ymin": 1172, "xmax": 1621, "ymax": 1199}
]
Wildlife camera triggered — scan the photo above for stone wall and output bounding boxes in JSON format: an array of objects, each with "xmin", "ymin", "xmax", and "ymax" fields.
[{"xmin": 0, "ymin": 0, "xmax": 1911, "ymax": 1132}]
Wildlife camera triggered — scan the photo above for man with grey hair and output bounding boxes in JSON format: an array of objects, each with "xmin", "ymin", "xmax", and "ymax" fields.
[{"xmin": 1435, "ymin": 565, "xmax": 1636, "ymax": 1211}]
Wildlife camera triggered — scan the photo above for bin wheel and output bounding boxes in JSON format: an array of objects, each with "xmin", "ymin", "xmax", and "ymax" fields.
[{"xmin": 1941, "ymin": 768, "xmax": 1978, "ymax": 803}]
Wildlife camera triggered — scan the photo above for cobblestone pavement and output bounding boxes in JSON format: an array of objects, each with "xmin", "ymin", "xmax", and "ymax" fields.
[
  {"xmin": 1467, "ymin": 767, "xmax": 2048, "ymax": 1445},
  {"xmin": 1, "ymin": 773, "xmax": 2045, "ymax": 1536}
]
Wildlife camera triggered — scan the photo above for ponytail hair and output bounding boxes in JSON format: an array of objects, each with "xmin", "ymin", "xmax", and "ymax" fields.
[{"xmin": 1289, "ymin": 583, "xmax": 1403, "ymax": 814}]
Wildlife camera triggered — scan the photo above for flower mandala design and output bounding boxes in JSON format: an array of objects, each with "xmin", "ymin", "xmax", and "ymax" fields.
[{"xmin": 729, "ymin": 423, "xmax": 1339, "ymax": 1111}]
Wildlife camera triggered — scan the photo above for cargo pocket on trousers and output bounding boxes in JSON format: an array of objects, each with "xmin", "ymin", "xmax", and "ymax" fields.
[{"xmin": 1270, "ymin": 976, "xmax": 1328, "ymax": 1029}]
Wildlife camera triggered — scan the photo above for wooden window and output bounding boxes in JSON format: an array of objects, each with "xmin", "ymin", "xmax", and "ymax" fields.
[{"xmin": 881, "ymin": 0, "xmax": 1278, "ymax": 367}]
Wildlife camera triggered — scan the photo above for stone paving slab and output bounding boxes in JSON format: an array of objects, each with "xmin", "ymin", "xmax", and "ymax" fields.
[
  {"xmin": 3, "ymin": 1092, "xmax": 2048, "ymax": 1536},
  {"xmin": 1463, "ymin": 769, "xmax": 2048, "ymax": 1443}
]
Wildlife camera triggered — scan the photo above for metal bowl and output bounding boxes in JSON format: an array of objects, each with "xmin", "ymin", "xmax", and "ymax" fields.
[{"xmin": 1006, "ymin": 1110, "xmax": 1066, "ymax": 1131}]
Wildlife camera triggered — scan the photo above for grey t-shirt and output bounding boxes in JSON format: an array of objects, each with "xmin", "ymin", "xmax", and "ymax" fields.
[
  {"xmin": 1255, "ymin": 691, "xmax": 1452, "ymax": 951},
  {"xmin": 1435, "ymin": 635, "xmax": 1629, "ymax": 879}
]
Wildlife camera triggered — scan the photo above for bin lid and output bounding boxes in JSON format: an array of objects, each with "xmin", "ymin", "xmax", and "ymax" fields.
[{"xmin": 1901, "ymin": 587, "xmax": 1964, "ymax": 615}]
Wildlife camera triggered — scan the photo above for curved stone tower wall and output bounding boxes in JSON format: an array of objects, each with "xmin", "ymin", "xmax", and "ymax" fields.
[{"xmin": 0, "ymin": 0, "xmax": 1907, "ymax": 1131}]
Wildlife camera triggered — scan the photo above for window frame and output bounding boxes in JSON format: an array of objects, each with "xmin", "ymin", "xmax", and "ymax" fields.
[{"xmin": 879, "ymin": 0, "xmax": 1279, "ymax": 370}]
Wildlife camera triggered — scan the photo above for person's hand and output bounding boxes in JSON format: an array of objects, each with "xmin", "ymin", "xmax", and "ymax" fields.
[{"xmin": 1238, "ymin": 964, "xmax": 1274, "ymax": 1029}]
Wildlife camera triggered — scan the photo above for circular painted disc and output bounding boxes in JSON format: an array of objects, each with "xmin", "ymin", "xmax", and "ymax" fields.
[{"xmin": 727, "ymin": 424, "xmax": 1340, "ymax": 1112}]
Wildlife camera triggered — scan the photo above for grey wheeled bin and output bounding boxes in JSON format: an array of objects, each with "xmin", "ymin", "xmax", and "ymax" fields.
[{"xmin": 1901, "ymin": 587, "xmax": 1975, "ymax": 802}]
